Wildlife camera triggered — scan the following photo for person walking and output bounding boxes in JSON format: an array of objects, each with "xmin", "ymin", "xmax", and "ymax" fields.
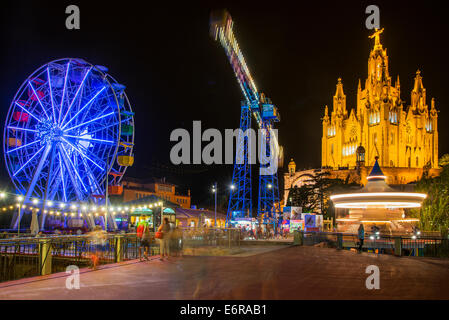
[
  {"xmin": 171, "ymin": 226, "xmax": 183, "ymax": 257},
  {"xmin": 158, "ymin": 218, "xmax": 171, "ymax": 260},
  {"xmin": 88, "ymin": 226, "xmax": 107, "ymax": 269},
  {"xmin": 357, "ymin": 223, "xmax": 365, "ymax": 253}
]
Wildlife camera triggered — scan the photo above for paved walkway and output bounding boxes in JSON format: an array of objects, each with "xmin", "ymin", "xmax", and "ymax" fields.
[{"xmin": 1, "ymin": 246, "xmax": 449, "ymax": 299}]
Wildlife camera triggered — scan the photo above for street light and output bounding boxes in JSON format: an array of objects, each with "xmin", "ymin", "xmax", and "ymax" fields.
[
  {"xmin": 212, "ymin": 182, "xmax": 217, "ymax": 228},
  {"xmin": 16, "ymin": 195, "xmax": 24, "ymax": 236}
]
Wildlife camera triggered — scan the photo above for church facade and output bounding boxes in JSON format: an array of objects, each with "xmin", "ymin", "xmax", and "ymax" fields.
[
  {"xmin": 285, "ymin": 29, "xmax": 441, "ymax": 206},
  {"xmin": 322, "ymin": 29, "xmax": 438, "ymax": 171}
]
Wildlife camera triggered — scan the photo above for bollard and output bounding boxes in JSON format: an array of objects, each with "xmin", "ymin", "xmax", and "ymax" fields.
[
  {"xmin": 337, "ymin": 233, "xmax": 343, "ymax": 250},
  {"xmin": 39, "ymin": 239, "xmax": 52, "ymax": 276},
  {"xmin": 394, "ymin": 237, "xmax": 402, "ymax": 256},
  {"xmin": 115, "ymin": 235, "xmax": 122, "ymax": 262}
]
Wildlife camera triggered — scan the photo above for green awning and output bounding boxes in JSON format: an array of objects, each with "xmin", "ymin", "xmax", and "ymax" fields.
[
  {"xmin": 163, "ymin": 207, "xmax": 175, "ymax": 214},
  {"xmin": 131, "ymin": 208, "xmax": 153, "ymax": 215}
]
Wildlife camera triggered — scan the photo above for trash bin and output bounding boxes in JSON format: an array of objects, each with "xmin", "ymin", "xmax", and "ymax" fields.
[{"xmin": 294, "ymin": 230, "xmax": 303, "ymax": 246}]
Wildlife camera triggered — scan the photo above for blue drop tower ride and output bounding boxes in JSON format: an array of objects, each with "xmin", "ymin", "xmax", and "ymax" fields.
[{"xmin": 210, "ymin": 10, "xmax": 281, "ymax": 229}]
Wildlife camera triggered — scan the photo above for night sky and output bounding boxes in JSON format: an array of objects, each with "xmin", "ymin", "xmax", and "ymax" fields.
[{"xmin": 1, "ymin": 0, "xmax": 448, "ymax": 209}]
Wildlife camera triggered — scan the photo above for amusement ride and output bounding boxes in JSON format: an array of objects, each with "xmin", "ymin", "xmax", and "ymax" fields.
[
  {"xmin": 210, "ymin": 10, "xmax": 283, "ymax": 228},
  {"xmin": 3, "ymin": 58, "xmax": 135, "ymax": 230}
]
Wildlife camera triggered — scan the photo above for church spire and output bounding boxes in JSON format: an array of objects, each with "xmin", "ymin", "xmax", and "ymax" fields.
[
  {"xmin": 333, "ymin": 78, "xmax": 347, "ymax": 117},
  {"xmin": 411, "ymin": 69, "xmax": 426, "ymax": 112},
  {"xmin": 335, "ymin": 77, "xmax": 344, "ymax": 96},
  {"xmin": 395, "ymin": 75, "xmax": 400, "ymax": 88}
]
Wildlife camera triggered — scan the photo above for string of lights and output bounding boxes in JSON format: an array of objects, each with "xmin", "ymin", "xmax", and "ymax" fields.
[{"xmin": 0, "ymin": 190, "xmax": 163, "ymax": 216}]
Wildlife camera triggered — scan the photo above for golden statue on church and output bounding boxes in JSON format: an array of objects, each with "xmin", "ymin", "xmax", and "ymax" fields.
[{"xmin": 368, "ymin": 28, "xmax": 384, "ymax": 46}]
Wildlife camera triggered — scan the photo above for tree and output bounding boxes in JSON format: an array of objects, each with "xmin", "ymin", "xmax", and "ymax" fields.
[
  {"xmin": 286, "ymin": 171, "xmax": 361, "ymax": 219},
  {"xmin": 410, "ymin": 154, "xmax": 449, "ymax": 234}
]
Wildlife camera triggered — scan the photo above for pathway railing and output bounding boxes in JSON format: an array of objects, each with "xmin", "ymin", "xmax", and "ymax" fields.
[
  {"xmin": 0, "ymin": 234, "xmax": 141, "ymax": 283},
  {"xmin": 0, "ymin": 228, "xmax": 242, "ymax": 283},
  {"xmin": 294, "ymin": 230, "xmax": 449, "ymax": 258}
]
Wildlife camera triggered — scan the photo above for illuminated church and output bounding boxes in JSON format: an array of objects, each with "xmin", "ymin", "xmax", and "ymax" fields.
[
  {"xmin": 322, "ymin": 28, "xmax": 438, "ymax": 173},
  {"xmin": 285, "ymin": 29, "xmax": 440, "ymax": 205}
]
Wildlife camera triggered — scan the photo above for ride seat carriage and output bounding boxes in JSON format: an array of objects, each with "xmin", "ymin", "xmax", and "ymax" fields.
[
  {"xmin": 8, "ymin": 138, "xmax": 22, "ymax": 147},
  {"xmin": 27, "ymin": 78, "xmax": 45, "ymax": 101},
  {"xmin": 121, "ymin": 124, "xmax": 133, "ymax": 136},
  {"xmin": 117, "ymin": 155, "xmax": 134, "ymax": 167},
  {"xmin": 108, "ymin": 185, "xmax": 123, "ymax": 195},
  {"xmin": 261, "ymin": 103, "xmax": 280, "ymax": 121}
]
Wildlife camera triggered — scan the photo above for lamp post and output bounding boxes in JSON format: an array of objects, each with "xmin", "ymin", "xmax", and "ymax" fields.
[
  {"xmin": 104, "ymin": 149, "xmax": 114, "ymax": 233},
  {"xmin": 160, "ymin": 201, "xmax": 164, "ymax": 229},
  {"xmin": 16, "ymin": 195, "xmax": 24, "ymax": 236},
  {"xmin": 212, "ymin": 183, "xmax": 217, "ymax": 228}
]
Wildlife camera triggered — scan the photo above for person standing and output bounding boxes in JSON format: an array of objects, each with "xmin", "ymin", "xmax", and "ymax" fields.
[
  {"xmin": 158, "ymin": 218, "xmax": 171, "ymax": 259},
  {"xmin": 357, "ymin": 224, "xmax": 365, "ymax": 253},
  {"xmin": 140, "ymin": 223, "xmax": 151, "ymax": 261}
]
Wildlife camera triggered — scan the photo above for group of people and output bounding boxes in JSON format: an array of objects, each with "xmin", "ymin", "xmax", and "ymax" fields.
[
  {"xmin": 238, "ymin": 226, "xmax": 290, "ymax": 240},
  {"xmin": 137, "ymin": 218, "xmax": 183, "ymax": 261}
]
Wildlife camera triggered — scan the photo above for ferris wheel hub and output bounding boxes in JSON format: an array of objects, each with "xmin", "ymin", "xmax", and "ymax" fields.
[{"xmin": 36, "ymin": 120, "xmax": 61, "ymax": 144}]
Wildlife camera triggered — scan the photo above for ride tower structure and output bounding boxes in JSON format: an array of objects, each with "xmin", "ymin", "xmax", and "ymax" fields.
[{"xmin": 210, "ymin": 10, "xmax": 282, "ymax": 228}]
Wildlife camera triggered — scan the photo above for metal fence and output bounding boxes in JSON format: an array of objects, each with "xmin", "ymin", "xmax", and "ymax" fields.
[
  {"xmin": 295, "ymin": 231, "xmax": 449, "ymax": 258},
  {"xmin": 0, "ymin": 234, "xmax": 142, "ymax": 283},
  {"xmin": 0, "ymin": 228, "xmax": 242, "ymax": 283},
  {"xmin": 181, "ymin": 228, "xmax": 241, "ymax": 249}
]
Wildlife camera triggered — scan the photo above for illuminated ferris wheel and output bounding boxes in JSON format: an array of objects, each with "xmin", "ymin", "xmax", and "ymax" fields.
[{"xmin": 3, "ymin": 58, "xmax": 135, "ymax": 207}]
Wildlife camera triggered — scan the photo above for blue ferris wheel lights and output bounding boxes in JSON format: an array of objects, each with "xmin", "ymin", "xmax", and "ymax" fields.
[
  {"xmin": 60, "ymin": 67, "xmax": 92, "ymax": 125},
  {"xmin": 7, "ymin": 139, "xmax": 40, "ymax": 154},
  {"xmin": 5, "ymin": 58, "xmax": 134, "ymax": 211},
  {"xmin": 61, "ymin": 137, "xmax": 105, "ymax": 171},
  {"xmin": 46, "ymin": 67, "xmax": 56, "ymax": 121},
  {"xmin": 7, "ymin": 126, "xmax": 39, "ymax": 134},
  {"xmin": 65, "ymin": 111, "xmax": 115, "ymax": 132},
  {"xmin": 28, "ymin": 81, "xmax": 49, "ymax": 120},
  {"xmin": 58, "ymin": 62, "xmax": 71, "ymax": 124},
  {"xmin": 59, "ymin": 144, "xmax": 89, "ymax": 193},
  {"xmin": 14, "ymin": 101, "xmax": 41, "ymax": 122},
  {"xmin": 13, "ymin": 145, "xmax": 45, "ymax": 177},
  {"xmin": 61, "ymin": 86, "xmax": 107, "ymax": 130},
  {"xmin": 58, "ymin": 153, "xmax": 67, "ymax": 202},
  {"xmin": 63, "ymin": 134, "xmax": 114, "ymax": 145}
]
